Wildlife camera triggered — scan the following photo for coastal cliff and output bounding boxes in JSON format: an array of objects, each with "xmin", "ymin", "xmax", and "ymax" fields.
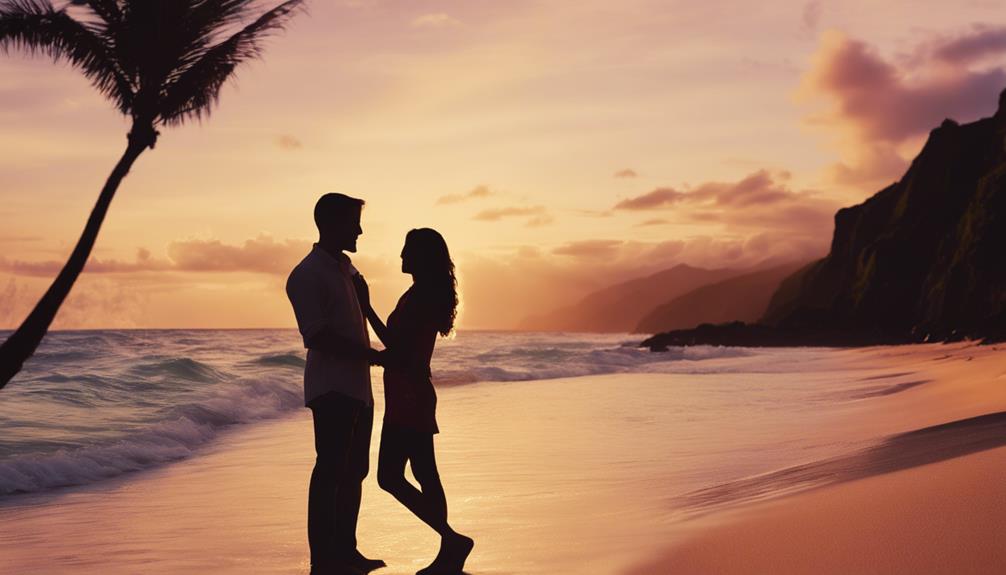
[{"xmin": 645, "ymin": 90, "xmax": 1006, "ymax": 349}]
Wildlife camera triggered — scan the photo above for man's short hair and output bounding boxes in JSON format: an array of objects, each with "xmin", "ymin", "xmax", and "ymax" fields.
[{"xmin": 314, "ymin": 193, "xmax": 364, "ymax": 229}]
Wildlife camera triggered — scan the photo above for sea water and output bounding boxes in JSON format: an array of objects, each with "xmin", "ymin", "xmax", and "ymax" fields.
[
  {"xmin": 0, "ymin": 330, "xmax": 910, "ymax": 501},
  {"xmin": 0, "ymin": 330, "xmax": 953, "ymax": 574}
]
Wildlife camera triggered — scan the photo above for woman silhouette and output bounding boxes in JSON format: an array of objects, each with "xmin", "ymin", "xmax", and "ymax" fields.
[{"xmin": 354, "ymin": 228, "xmax": 474, "ymax": 574}]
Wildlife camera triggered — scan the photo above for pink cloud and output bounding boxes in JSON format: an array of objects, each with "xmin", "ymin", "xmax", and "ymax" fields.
[
  {"xmin": 613, "ymin": 187, "xmax": 684, "ymax": 210},
  {"xmin": 612, "ymin": 170, "xmax": 839, "ymax": 237},
  {"xmin": 932, "ymin": 26, "xmax": 1006, "ymax": 64},
  {"xmin": 167, "ymin": 236, "xmax": 310, "ymax": 274},
  {"xmin": 801, "ymin": 29, "xmax": 1006, "ymax": 187},
  {"xmin": 0, "ymin": 249, "xmax": 172, "ymax": 277},
  {"xmin": 804, "ymin": 33, "xmax": 1004, "ymax": 143},
  {"xmin": 637, "ymin": 218, "xmax": 669, "ymax": 226},
  {"xmin": 0, "ymin": 237, "xmax": 314, "ymax": 278},
  {"xmin": 473, "ymin": 205, "xmax": 548, "ymax": 221},
  {"xmin": 437, "ymin": 185, "xmax": 494, "ymax": 205},
  {"xmin": 552, "ymin": 239, "xmax": 624, "ymax": 259},
  {"xmin": 688, "ymin": 170, "xmax": 790, "ymax": 207}
]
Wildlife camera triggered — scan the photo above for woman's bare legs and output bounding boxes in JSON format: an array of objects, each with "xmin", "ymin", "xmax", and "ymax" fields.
[{"xmin": 378, "ymin": 426, "xmax": 473, "ymax": 573}]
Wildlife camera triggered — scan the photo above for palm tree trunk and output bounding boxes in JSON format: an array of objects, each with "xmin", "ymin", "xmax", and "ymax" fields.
[{"xmin": 0, "ymin": 133, "xmax": 150, "ymax": 389}]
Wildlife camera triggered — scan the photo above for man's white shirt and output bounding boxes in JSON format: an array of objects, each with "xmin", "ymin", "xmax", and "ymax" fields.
[{"xmin": 286, "ymin": 244, "xmax": 373, "ymax": 407}]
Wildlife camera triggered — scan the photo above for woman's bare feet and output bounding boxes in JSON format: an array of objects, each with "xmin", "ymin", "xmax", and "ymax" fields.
[
  {"xmin": 347, "ymin": 549, "xmax": 386, "ymax": 573},
  {"xmin": 416, "ymin": 533, "xmax": 474, "ymax": 575}
]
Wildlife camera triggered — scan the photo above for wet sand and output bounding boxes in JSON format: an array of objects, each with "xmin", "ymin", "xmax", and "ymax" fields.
[
  {"xmin": 628, "ymin": 342, "xmax": 1006, "ymax": 574},
  {"xmin": 628, "ymin": 445, "xmax": 1006, "ymax": 574}
]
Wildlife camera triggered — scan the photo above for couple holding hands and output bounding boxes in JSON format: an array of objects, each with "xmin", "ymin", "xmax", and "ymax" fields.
[{"xmin": 286, "ymin": 193, "xmax": 474, "ymax": 575}]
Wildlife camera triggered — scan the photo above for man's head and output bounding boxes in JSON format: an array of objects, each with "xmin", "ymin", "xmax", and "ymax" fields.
[{"xmin": 314, "ymin": 193, "xmax": 365, "ymax": 253}]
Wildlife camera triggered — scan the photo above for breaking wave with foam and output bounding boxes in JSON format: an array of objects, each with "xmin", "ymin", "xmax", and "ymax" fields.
[{"xmin": 0, "ymin": 329, "xmax": 748, "ymax": 496}]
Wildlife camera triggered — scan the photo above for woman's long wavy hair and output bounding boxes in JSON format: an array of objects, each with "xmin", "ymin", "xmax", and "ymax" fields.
[{"xmin": 405, "ymin": 228, "xmax": 458, "ymax": 337}]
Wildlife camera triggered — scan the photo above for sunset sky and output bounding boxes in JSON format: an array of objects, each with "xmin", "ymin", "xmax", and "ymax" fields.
[{"xmin": 2, "ymin": 0, "xmax": 1005, "ymax": 329}]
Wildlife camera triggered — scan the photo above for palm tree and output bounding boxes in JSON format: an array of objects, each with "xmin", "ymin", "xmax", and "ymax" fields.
[{"xmin": 0, "ymin": 0, "xmax": 305, "ymax": 389}]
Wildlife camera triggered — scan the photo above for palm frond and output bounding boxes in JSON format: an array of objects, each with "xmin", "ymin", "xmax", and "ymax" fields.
[
  {"xmin": 186, "ymin": 0, "xmax": 263, "ymax": 44},
  {"xmin": 159, "ymin": 0, "xmax": 262, "ymax": 89},
  {"xmin": 158, "ymin": 0, "xmax": 305, "ymax": 125},
  {"xmin": 0, "ymin": 0, "xmax": 133, "ymax": 111},
  {"xmin": 76, "ymin": 1, "xmax": 122, "ymax": 26}
]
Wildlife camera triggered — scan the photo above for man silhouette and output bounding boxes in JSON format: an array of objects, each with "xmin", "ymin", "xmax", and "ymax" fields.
[{"xmin": 286, "ymin": 193, "xmax": 385, "ymax": 575}]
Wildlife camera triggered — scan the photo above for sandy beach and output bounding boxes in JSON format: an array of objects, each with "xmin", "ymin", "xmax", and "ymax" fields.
[
  {"xmin": 628, "ymin": 445, "xmax": 1006, "ymax": 574},
  {"xmin": 2, "ymin": 341, "xmax": 1005, "ymax": 574},
  {"xmin": 629, "ymin": 341, "xmax": 1006, "ymax": 574}
]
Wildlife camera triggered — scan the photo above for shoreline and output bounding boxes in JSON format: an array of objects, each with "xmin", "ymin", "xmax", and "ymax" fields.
[
  {"xmin": 627, "ymin": 340, "xmax": 1006, "ymax": 574},
  {"xmin": 627, "ymin": 445, "xmax": 1006, "ymax": 574}
]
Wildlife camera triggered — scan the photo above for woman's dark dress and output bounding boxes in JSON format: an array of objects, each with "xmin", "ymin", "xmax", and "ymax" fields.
[{"xmin": 383, "ymin": 286, "xmax": 439, "ymax": 434}]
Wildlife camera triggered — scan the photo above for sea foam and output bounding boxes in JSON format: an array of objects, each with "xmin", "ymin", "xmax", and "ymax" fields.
[
  {"xmin": 0, "ymin": 330, "xmax": 751, "ymax": 497},
  {"xmin": 0, "ymin": 374, "xmax": 302, "ymax": 495}
]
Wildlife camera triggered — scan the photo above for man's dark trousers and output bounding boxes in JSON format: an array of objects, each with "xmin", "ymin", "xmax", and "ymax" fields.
[{"xmin": 308, "ymin": 391, "xmax": 373, "ymax": 568}]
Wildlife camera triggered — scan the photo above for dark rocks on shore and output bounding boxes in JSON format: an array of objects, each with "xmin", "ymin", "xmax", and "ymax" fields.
[{"xmin": 640, "ymin": 321, "xmax": 914, "ymax": 350}]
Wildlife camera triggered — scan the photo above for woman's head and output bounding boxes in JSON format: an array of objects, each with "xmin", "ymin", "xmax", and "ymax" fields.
[{"xmin": 402, "ymin": 228, "xmax": 458, "ymax": 336}]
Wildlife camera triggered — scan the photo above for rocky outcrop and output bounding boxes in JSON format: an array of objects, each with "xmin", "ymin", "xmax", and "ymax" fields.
[{"xmin": 645, "ymin": 89, "xmax": 1006, "ymax": 349}]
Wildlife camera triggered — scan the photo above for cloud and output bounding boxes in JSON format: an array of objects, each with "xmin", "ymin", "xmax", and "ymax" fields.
[
  {"xmin": 615, "ymin": 170, "xmax": 817, "ymax": 211},
  {"xmin": 613, "ymin": 187, "xmax": 684, "ymax": 210},
  {"xmin": 552, "ymin": 239, "xmax": 624, "ymax": 259},
  {"xmin": 167, "ymin": 236, "xmax": 311, "ymax": 274},
  {"xmin": 932, "ymin": 26, "xmax": 1006, "ymax": 64},
  {"xmin": 614, "ymin": 168, "xmax": 638, "ymax": 178},
  {"xmin": 800, "ymin": 29, "xmax": 1006, "ymax": 188},
  {"xmin": 275, "ymin": 134, "xmax": 303, "ymax": 150},
  {"xmin": 637, "ymin": 218, "xmax": 669, "ymax": 226},
  {"xmin": 802, "ymin": 31, "xmax": 1004, "ymax": 143},
  {"xmin": 436, "ymin": 185, "xmax": 494, "ymax": 205},
  {"xmin": 612, "ymin": 170, "xmax": 840, "ymax": 242},
  {"xmin": 686, "ymin": 170, "xmax": 791, "ymax": 207},
  {"xmin": 0, "ymin": 248, "xmax": 172, "ymax": 277},
  {"xmin": 473, "ymin": 205, "xmax": 548, "ymax": 222},
  {"xmin": 411, "ymin": 13, "xmax": 463, "ymax": 28},
  {"xmin": 0, "ymin": 237, "xmax": 313, "ymax": 278}
]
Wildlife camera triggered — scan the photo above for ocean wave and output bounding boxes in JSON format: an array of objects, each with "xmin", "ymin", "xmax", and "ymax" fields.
[
  {"xmin": 432, "ymin": 345, "xmax": 750, "ymax": 385},
  {"xmin": 0, "ymin": 375, "xmax": 303, "ymax": 496},
  {"xmin": 252, "ymin": 353, "xmax": 306, "ymax": 368},
  {"xmin": 0, "ymin": 331, "xmax": 760, "ymax": 497},
  {"xmin": 130, "ymin": 357, "xmax": 227, "ymax": 383}
]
